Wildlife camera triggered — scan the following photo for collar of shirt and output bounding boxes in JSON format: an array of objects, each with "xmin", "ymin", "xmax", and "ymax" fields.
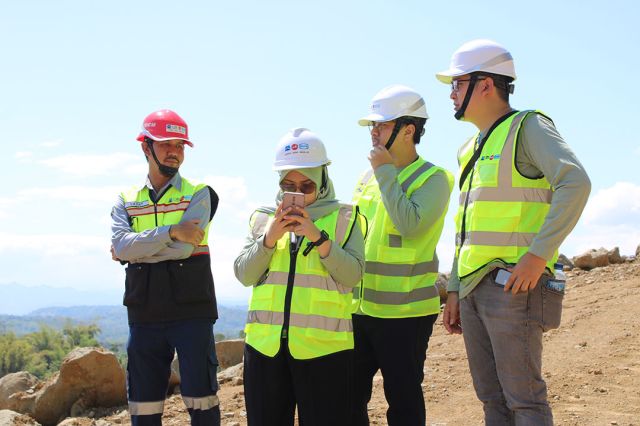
[{"xmin": 143, "ymin": 172, "xmax": 182, "ymax": 199}]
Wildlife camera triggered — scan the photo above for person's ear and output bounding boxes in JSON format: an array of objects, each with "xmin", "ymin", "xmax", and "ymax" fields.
[
  {"xmin": 404, "ymin": 123, "xmax": 415, "ymax": 142},
  {"xmin": 481, "ymin": 77, "xmax": 494, "ymax": 97}
]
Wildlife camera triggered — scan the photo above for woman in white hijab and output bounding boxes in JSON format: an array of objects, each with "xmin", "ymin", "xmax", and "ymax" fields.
[{"xmin": 234, "ymin": 128, "xmax": 365, "ymax": 426}]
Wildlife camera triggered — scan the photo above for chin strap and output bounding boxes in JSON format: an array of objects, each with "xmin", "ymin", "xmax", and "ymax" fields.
[
  {"xmin": 145, "ymin": 137, "xmax": 179, "ymax": 178},
  {"xmin": 454, "ymin": 74, "xmax": 480, "ymax": 121},
  {"xmin": 384, "ymin": 118, "xmax": 407, "ymax": 150}
]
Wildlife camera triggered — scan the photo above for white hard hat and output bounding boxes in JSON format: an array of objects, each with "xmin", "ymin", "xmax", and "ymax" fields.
[
  {"xmin": 436, "ymin": 39, "xmax": 516, "ymax": 84},
  {"xmin": 358, "ymin": 84, "xmax": 429, "ymax": 126},
  {"xmin": 273, "ymin": 128, "xmax": 331, "ymax": 171}
]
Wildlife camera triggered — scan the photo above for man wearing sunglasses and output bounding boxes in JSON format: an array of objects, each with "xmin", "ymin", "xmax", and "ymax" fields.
[
  {"xmin": 351, "ymin": 84, "xmax": 454, "ymax": 425},
  {"xmin": 437, "ymin": 39, "xmax": 591, "ymax": 425}
]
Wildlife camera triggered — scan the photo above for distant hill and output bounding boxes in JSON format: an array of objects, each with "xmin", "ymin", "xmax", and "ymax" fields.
[
  {"xmin": 0, "ymin": 282, "xmax": 122, "ymax": 315},
  {"xmin": 0, "ymin": 304, "xmax": 248, "ymax": 346}
]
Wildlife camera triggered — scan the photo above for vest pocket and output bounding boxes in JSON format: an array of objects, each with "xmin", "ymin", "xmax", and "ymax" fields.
[
  {"xmin": 123, "ymin": 264, "xmax": 149, "ymax": 306},
  {"xmin": 168, "ymin": 256, "xmax": 214, "ymax": 304}
]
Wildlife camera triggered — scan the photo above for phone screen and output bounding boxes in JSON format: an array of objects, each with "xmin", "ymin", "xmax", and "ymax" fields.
[{"xmin": 281, "ymin": 192, "xmax": 304, "ymax": 213}]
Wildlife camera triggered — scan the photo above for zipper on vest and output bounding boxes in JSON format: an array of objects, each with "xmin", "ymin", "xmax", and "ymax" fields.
[
  {"xmin": 281, "ymin": 237, "xmax": 302, "ymax": 339},
  {"xmin": 149, "ymin": 185, "xmax": 172, "ymax": 228}
]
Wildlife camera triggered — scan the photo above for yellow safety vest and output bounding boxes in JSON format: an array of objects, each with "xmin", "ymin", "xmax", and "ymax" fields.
[
  {"xmin": 122, "ymin": 177, "xmax": 211, "ymax": 255},
  {"xmin": 352, "ymin": 158, "xmax": 453, "ymax": 318},
  {"xmin": 245, "ymin": 204, "xmax": 360, "ymax": 360},
  {"xmin": 455, "ymin": 110, "xmax": 557, "ymax": 278}
]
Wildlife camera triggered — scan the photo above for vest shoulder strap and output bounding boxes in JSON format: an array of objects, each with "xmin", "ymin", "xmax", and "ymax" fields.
[
  {"xmin": 358, "ymin": 169, "xmax": 374, "ymax": 186},
  {"xmin": 336, "ymin": 204, "xmax": 358, "ymax": 246}
]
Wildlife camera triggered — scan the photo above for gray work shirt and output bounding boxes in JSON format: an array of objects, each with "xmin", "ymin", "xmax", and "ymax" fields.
[
  {"xmin": 111, "ymin": 172, "xmax": 212, "ymax": 264},
  {"xmin": 448, "ymin": 113, "xmax": 592, "ymax": 297},
  {"xmin": 352, "ymin": 160, "xmax": 453, "ymax": 314}
]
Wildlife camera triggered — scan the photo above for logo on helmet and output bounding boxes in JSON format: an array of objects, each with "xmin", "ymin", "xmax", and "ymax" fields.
[
  {"xmin": 166, "ymin": 124, "xmax": 186, "ymax": 135},
  {"xmin": 284, "ymin": 143, "xmax": 310, "ymax": 153}
]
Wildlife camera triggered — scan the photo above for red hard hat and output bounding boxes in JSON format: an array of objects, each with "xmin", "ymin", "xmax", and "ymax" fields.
[{"xmin": 136, "ymin": 109, "xmax": 193, "ymax": 147}]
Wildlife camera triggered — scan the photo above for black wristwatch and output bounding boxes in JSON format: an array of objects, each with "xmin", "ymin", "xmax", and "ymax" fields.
[{"xmin": 303, "ymin": 230, "xmax": 330, "ymax": 256}]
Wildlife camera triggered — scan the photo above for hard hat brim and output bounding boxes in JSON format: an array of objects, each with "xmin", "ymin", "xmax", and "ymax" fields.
[
  {"xmin": 435, "ymin": 68, "xmax": 467, "ymax": 84},
  {"xmin": 357, "ymin": 113, "xmax": 395, "ymax": 126},
  {"xmin": 273, "ymin": 160, "xmax": 331, "ymax": 171},
  {"xmin": 136, "ymin": 132, "xmax": 194, "ymax": 147}
]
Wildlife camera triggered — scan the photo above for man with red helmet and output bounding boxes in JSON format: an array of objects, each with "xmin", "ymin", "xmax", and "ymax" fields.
[{"xmin": 111, "ymin": 109, "xmax": 221, "ymax": 425}]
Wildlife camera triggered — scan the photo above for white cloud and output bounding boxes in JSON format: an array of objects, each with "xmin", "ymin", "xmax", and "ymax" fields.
[
  {"xmin": 39, "ymin": 152, "xmax": 144, "ymax": 177},
  {"xmin": 15, "ymin": 151, "xmax": 32, "ymax": 159},
  {"xmin": 582, "ymin": 182, "xmax": 640, "ymax": 226},
  {"xmin": 562, "ymin": 224, "xmax": 640, "ymax": 258},
  {"xmin": 560, "ymin": 181, "xmax": 640, "ymax": 257},
  {"xmin": 209, "ymin": 233, "xmax": 252, "ymax": 303},
  {"xmin": 201, "ymin": 175, "xmax": 258, "ymax": 223},
  {"xmin": 0, "ymin": 197, "xmax": 17, "ymax": 220},
  {"xmin": 18, "ymin": 185, "xmax": 127, "ymax": 203}
]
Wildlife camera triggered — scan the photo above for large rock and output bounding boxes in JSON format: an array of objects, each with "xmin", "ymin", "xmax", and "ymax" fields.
[
  {"xmin": 218, "ymin": 363, "xmax": 243, "ymax": 385},
  {"xmin": 435, "ymin": 273, "xmax": 449, "ymax": 303},
  {"xmin": 607, "ymin": 247, "xmax": 624, "ymax": 264},
  {"xmin": 0, "ymin": 409, "xmax": 41, "ymax": 425},
  {"xmin": 636, "ymin": 244, "xmax": 640, "ymax": 258},
  {"xmin": 216, "ymin": 339, "xmax": 245, "ymax": 370},
  {"xmin": 573, "ymin": 248, "xmax": 609, "ymax": 270},
  {"xmin": 0, "ymin": 372, "xmax": 39, "ymax": 409},
  {"xmin": 6, "ymin": 348, "xmax": 126, "ymax": 426},
  {"xmin": 168, "ymin": 356, "xmax": 180, "ymax": 395},
  {"xmin": 557, "ymin": 253, "xmax": 574, "ymax": 269}
]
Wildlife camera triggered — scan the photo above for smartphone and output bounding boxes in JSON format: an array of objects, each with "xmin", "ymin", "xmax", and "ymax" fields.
[
  {"xmin": 281, "ymin": 191, "xmax": 305, "ymax": 214},
  {"xmin": 495, "ymin": 268, "xmax": 512, "ymax": 286}
]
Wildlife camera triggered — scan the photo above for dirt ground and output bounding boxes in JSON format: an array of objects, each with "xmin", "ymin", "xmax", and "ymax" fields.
[{"xmin": 93, "ymin": 261, "xmax": 639, "ymax": 426}]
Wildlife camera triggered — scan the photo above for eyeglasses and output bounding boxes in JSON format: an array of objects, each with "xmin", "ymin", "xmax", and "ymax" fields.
[
  {"xmin": 367, "ymin": 121, "xmax": 395, "ymax": 133},
  {"xmin": 451, "ymin": 77, "xmax": 486, "ymax": 93},
  {"xmin": 280, "ymin": 181, "xmax": 317, "ymax": 194}
]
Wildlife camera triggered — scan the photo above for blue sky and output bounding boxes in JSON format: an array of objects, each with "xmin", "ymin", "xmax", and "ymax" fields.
[{"xmin": 1, "ymin": 0, "xmax": 639, "ymax": 305}]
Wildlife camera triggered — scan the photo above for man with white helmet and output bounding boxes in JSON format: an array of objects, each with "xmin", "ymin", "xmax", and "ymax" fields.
[
  {"xmin": 234, "ymin": 128, "xmax": 365, "ymax": 426},
  {"xmin": 111, "ymin": 109, "xmax": 221, "ymax": 425},
  {"xmin": 351, "ymin": 85, "xmax": 453, "ymax": 425},
  {"xmin": 437, "ymin": 40, "xmax": 591, "ymax": 425}
]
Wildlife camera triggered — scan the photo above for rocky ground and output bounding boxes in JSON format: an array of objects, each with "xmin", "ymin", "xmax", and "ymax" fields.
[{"xmin": 5, "ymin": 259, "xmax": 640, "ymax": 425}]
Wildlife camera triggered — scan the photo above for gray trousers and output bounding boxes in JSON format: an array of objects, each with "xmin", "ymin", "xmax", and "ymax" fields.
[{"xmin": 460, "ymin": 271, "xmax": 560, "ymax": 426}]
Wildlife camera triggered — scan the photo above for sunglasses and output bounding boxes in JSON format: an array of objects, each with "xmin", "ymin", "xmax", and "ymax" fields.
[{"xmin": 280, "ymin": 181, "xmax": 317, "ymax": 194}]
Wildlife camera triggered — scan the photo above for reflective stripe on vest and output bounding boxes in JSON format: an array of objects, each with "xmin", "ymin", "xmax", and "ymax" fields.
[
  {"xmin": 244, "ymin": 204, "xmax": 359, "ymax": 359},
  {"xmin": 352, "ymin": 158, "xmax": 454, "ymax": 318},
  {"xmin": 121, "ymin": 177, "xmax": 211, "ymax": 253},
  {"xmin": 455, "ymin": 110, "xmax": 558, "ymax": 278}
]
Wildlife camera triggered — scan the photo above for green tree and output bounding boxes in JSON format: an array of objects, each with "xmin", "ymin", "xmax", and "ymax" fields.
[
  {"xmin": 63, "ymin": 322, "xmax": 100, "ymax": 347},
  {"xmin": 0, "ymin": 333, "xmax": 31, "ymax": 376}
]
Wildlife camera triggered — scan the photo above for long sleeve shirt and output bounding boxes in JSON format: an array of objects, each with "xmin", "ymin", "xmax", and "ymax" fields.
[
  {"xmin": 111, "ymin": 173, "xmax": 214, "ymax": 264},
  {"xmin": 448, "ymin": 113, "xmax": 591, "ymax": 297},
  {"xmin": 374, "ymin": 162, "xmax": 452, "ymax": 239},
  {"xmin": 234, "ymin": 214, "xmax": 366, "ymax": 288}
]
